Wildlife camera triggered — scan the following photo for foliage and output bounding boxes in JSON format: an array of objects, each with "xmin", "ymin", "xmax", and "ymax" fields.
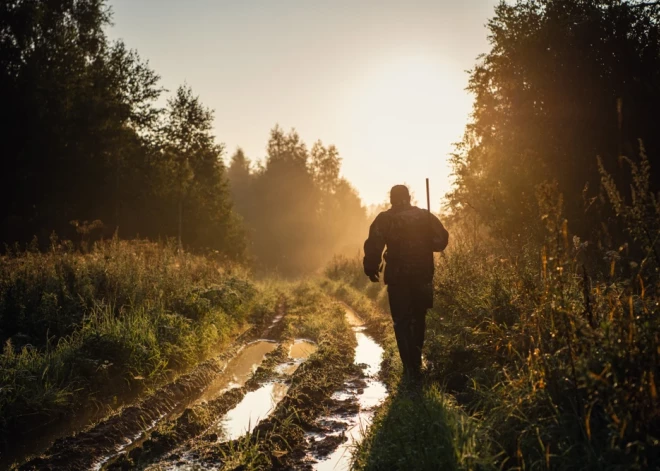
[
  {"xmin": 0, "ymin": 0, "xmax": 244, "ymax": 258},
  {"xmin": 227, "ymin": 127, "xmax": 368, "ymax": 274},
  {"xmin": 0, "ymin": 238, "xmax": 273, "ymax": 444},
  {"xmin": 449, "ymin": 0, "xmax": 660, "ymax": 241},
  {"xmin": 438, "ymin": 5, "xmax": 660, "ymax": 462},
  {"xmin": 599, "ymin": 142, "xmax": 660, "ymax": 280}
]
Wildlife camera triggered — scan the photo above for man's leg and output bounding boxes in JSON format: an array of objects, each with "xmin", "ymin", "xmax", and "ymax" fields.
[
  {"xmin": 408, "ymin": 304, "xmax": 426, "ymax": 375},
  {"xmin": 409, "ymin": 283, "xmax": 433, "ymax": 375},
  {"xmin": 387, "ymin": 284, "xmax": 415, "ymax": 376}
]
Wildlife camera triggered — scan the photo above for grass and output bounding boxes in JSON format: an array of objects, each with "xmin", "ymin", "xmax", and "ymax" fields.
[
  {"xmin": 322, "ymin": 270, "xmax": 494, "ymax": 470},
  {"xmin": 327, "ymin": 152, "xmax": 660, "ymax": 469},
  {"xmin": 0, "ymin": 237, "xmax": 276, "ymax": 447},
  {"xmin": 325, "ymin": 186, "xmax": 660, "ymax": 471},
  {"xmin": 353, "ymin": 385, "xmax": 484, "ymax": 471},
  {"xmin": 4, "ymin": 152, "xmax": 658, "ymax": 470}
]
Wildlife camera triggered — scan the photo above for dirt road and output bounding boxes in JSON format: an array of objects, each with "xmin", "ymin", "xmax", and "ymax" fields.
[{"xmin": 16, "ymin": 292, "xmax": 388, "ymax": 471}]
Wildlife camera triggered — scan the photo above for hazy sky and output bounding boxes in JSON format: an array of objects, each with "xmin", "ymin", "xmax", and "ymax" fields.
[{"xmin": 107, "ymin": 0, "xmax": 499, "ymax": 211}]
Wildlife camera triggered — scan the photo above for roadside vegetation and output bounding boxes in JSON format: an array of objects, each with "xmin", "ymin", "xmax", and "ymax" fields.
[
  {"xmin": 326, "ymin": 150, "xmax": 660, "ymax": 470},
  {"xmin": 323, "ymin": 269, "xmax": 494, "ymax": 471},
  {"xmin": 0, "ymin": 238, "xmax": 277, "ymax": 448}
]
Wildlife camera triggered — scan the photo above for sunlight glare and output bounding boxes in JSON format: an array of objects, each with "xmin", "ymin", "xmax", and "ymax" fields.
[{"xmin": 344, "ymin": 55, "xmax": 470, "ymax": 211}]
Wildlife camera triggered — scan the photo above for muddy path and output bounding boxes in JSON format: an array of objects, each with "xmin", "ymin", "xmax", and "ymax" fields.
[
  {"xmin": 17, "ymin": 303, "xmax": 289, "ymax": 471},
  {"xmin": 302, "ymin": 306, "xmax": 387, "ymax": 470},
  {"xmin": 107, "ymin": 339, "xmax": 318, "ymax": 470},
  {"xmin": 143, "ymin": 304, "xmax": 387, "ymax": 471},
  {"xmin": 16, "ymin": 295, "xmax": 389, "ymax": 471}
]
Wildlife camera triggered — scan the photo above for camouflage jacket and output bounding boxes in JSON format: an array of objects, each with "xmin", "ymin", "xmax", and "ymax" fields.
[{"xmin": 363, "ymin": 205, "xmax": 449, "ymax": 285}]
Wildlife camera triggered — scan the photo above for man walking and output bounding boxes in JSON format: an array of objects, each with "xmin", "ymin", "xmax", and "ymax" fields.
[{"xmin": 363, "ymin": 185, "xmax": 449, "ymax": 381}]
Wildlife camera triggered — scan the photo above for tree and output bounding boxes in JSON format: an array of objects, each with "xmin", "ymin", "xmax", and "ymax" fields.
[
  {"xmin": 450, "ymin": 0, "xmax": 660, "ymax": 241},
  {"xmin": 227, "ymin": 126, "xmax": 367, "ymax": 274},
  {"xmin": 1, "ymin": 1, "xmax": 246, "ymax": 259},
  {"xmin": 310, "ymin": 141, "xmax": 341, "ymax": 194},
  {"xmin": 227, "ymin": 148, "xmax": 253, "ymax": 218},
  {"xmin": 158, "ymin": 86, "xmax": 243, "ymax": 255},
  {"xmin": 0, "ymin": 0, "xmax": 161, "ymax": 244}
]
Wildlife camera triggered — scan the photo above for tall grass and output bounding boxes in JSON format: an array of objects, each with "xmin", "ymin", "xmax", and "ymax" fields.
[
  {"xmin": 325, "ymin": 154, "xmax": 660, "ymax": 470},
  {"xmin": 0, "ymin": 237, "xmax": 274, "ymax": 444}
]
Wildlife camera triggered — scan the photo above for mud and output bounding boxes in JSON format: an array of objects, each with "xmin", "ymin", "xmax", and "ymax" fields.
[
  {"xmin": 306, "ymin": 307, "xmax": 388, "ymax": 471},
  {"xmin": 142, "ymin": 338, "xmax": 320, "ymax": 468},
  {"xmin": 106, "ymin": 345, "xmax": 290, "ymax": 470},
  {"xmin": 195, "ymin": 340, "xmax": 278, "ymax": 405},
  {"xmin": 18, "ymin": 305, "xmax": 286, "ymax": 471},
  {"xmin": 16, "ymin": 300, "xmax": 386, "ymax": 471},
  {"xmin": 168, "ymin": 306, "xmax": 387, "ymax": 471},
  {"xmin": 149, "ymin": 328, "xmax": 355, "ymax": 469}
]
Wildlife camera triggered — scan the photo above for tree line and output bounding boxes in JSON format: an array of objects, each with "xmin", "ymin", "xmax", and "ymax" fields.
[
  {"xmin": 450, "ymin": 0, "xmax": 660, "ymax": 253},
  {"xmin": 1, "ymin": 0, "xmax": 367, "ymax": 269},
  {"xmin": 228, "ymin": 128, "xmax": 367, "ymax": 274}
]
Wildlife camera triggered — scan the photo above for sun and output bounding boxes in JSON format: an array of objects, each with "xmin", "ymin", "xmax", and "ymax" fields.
[{"xmin": 342, "ymin": 54, "xmax": 471, "ymax": 211}]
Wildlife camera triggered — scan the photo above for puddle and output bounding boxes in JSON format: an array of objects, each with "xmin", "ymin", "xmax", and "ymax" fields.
[
  {"xmin": 0, "ymin": 410, "xmax": 96, "ymax": 469},
  {"xmin": 354, "ymin": 332, "xmax": 382, "ymax": 377},
  {"xmin": 147, "ymin": 339, "xmax": 318, "ymax": 470},
  {"xmin": 212, "ymin": 339, "xmax": 316, "ymax": 440},
  {"xmin": 197, "ymin": 340, "xmax": 278, "ymax": 404},
  {"xmin": 289, "ymin": 339, "xmax": 317, "ymax": 359},
  {"xmin": 277, "ymin": 339, "xmax": 318, "ymax": 376},
  {"xmin": 217, "ymin": 382, "xmax": 289, "ymax": 440},
  {"xmin": 147, "ymin": 380, "xmax": 291, "ymax": 471},
  {"xmin": 94, "ymin": 341, "xmax": 279, "ymax": 470},
  {"xmin": 310, "ymin": 307, "xmax": 388, "ymax": 471}
]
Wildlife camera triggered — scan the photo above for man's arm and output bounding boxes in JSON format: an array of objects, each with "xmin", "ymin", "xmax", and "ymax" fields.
[
  {"xmin": 363, "ymin": 213, "xmax": 387, "ymax": 281},
  {"xmin": 430, "ymin": 214, "xmax": 449, "ymax": 252}
]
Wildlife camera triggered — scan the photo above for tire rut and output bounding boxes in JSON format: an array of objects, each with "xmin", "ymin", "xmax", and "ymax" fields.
[{"xmin": 19, "ymin": 304, "xmax": 287, "ymax": 471}]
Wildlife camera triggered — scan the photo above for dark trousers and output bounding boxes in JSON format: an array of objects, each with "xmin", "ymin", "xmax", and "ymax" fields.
[{"xmin": 387, "ymin": 283, "xmax": 432, "ymax": 376}]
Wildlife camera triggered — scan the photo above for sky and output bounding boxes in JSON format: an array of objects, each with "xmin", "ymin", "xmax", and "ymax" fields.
[{"xmin": 107, "ymin": 0, "xmax": 499, "ymax": 212}]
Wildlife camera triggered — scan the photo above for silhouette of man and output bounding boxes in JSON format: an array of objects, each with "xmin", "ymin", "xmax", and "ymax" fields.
[{"xmin": 363, "ymin": 185, "xmax": 449, "ymax": 380}]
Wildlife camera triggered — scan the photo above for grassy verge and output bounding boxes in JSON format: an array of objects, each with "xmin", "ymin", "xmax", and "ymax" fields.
[
  {"xmin": 0, "ymin": 238, "xmax": 274, "ymax": 447},
  {"xmin": 353, "ymin": 384, "xmax": 484, "ymax": 471},
  {"xmin": 322, "ymin": 271, "xmax": 492, "ymax": 470},
  {"xmin": 326, "ymin": 201, "xmax": 660, "ymax": 470}
]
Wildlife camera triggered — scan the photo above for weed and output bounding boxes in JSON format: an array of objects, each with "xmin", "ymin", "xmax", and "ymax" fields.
[{"xmin": 0, "ymin": 238, "xmax": 269, "ymax": 446}]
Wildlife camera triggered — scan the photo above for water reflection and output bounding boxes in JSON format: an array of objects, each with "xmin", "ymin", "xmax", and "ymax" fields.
[
  {"xmin": 312, "ymin": 307, "xmax": 387, "ymax": 471},
  {"xmin": 214, "ymin": 338, "xmax": 318, "ymax": 440},
  {"xmin": 197, "ymin": 340, "xmax": 278, "ymax": 404},
  {"xmin": 218, "ymin": 382, "xmax": 289, "ymax": 441},
  {"xmin": 289, "ymin": 339, "xmax": 317, "ymax": 360}
]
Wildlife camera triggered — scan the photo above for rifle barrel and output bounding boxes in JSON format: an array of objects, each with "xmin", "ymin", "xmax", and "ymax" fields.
[{"xmin": 426, "ymin": 178, "xmax": 430, "ymax": 212}]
